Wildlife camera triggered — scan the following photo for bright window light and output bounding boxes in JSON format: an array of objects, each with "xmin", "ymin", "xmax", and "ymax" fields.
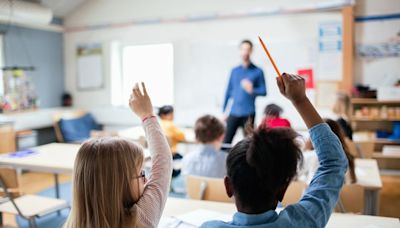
[
  {"xmin": 121, "ymin": 43, "xmax": 174, "ymax": 107},
  {"xmin": 0, "ymin": 35, "xmax": 4, "ymax": 96}
]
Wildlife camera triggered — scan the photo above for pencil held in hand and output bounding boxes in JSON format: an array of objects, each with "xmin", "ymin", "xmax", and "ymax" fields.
[{"xmin": 258, "ymin": 36, "xmax": 281, "ymax": 77}]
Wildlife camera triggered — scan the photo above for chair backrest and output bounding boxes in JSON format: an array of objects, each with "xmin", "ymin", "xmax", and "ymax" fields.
[
  {"xmin": 53, "ymin": 110, "xmax": 87, "ymax": 142},
  {"xmin": 345, "ymin": 138, "xmax": 374, "ymax": 159},
  {"xmin": 186, "ymin": 175, "xmax": 232, "ymax": 203},
  {"xmin": 355, "ymin": 142, "xmax": 374, "ymax": 159},
  {"xmin": 0, "ymin": 124, "xmax": 16, "ymax": 153},
  {"xmin": 0, "ymin": 167, "xmax": 21, "ymax": 198},
  {"xmin": 281, "ymin": 181, "xmax": 308, "ymax": 207},
  {"xmin": 336, "ymin": 184, "xmax": 364, "ymax": 214},
  {"xmin": 345, "ymin": 138, "xmax": 361, "ymax": 158}
]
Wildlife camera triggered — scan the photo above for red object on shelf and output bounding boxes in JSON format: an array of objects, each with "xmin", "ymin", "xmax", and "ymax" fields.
[{"xmin": 297, "ymin": 68, "xmax": 314, "ymax": 89}]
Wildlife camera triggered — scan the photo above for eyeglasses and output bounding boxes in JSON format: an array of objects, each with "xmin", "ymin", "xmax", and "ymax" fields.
[{"xmin": 134, "ymin": 170, "xmax": 147, "ymax": 182}]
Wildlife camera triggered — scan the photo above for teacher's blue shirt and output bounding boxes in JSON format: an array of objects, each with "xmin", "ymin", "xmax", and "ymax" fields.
[{"xmin": 223, "ymin": 63, "xmax": 266, "ymax": 117}]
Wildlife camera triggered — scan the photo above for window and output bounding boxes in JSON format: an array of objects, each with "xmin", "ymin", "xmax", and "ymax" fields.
[
  {"xmin": 117, "ymin": 43, "xmax": 174, "ymax": 107},
  {"xmin": 0, "ymin": 35, "xmax": 4, "ymax": 96}
]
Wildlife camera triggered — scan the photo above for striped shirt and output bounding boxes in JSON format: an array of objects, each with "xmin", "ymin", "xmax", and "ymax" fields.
[{"xmin": 131, "ymin": 117, "xmax": 173, "ymax": 227}]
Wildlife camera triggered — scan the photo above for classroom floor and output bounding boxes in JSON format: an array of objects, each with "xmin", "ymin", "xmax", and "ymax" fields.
[{"xmin": 2, "ymin": 172, "xmax": 399, "ymax": 227}]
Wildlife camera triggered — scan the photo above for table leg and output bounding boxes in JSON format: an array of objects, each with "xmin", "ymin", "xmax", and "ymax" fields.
[
  {"xmin": 371, "ymin": 190, "xmax": 380, "ymax": 216},
  {"xmin": 54, "ymin": 173, "xmax": 61, "ymax": 216},
  {"xmin": 364, "ymin": 189, "xmax": 380, "ymax": 216},
  {"xmin": 54, "ymin": 174, "xmax": 60, "ymax": 198}
]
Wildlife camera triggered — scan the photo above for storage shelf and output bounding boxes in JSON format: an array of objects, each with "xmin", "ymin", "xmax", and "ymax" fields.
[
  {"xmin": 352, "ymin": 117, "xmax": 400, "ymax": 121},
  {"xmin": 373, "ymin": 139, "xmax": 400, "ymax": 144},
  {"xmin": 373, "ymin": 152, "xmax": 400, "ymax": 159},
  {"xmin": 351, "ymin": 98, "xmax": 400, "ymax": 105}
]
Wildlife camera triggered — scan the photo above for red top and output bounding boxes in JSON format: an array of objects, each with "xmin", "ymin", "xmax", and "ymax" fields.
[{"xmin": 261, "ymin": 117, "xmax": 291, "ymax": 129}]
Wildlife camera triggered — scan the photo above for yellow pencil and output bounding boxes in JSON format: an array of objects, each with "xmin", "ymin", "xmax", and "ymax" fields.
[{"xmin": 258, "ymin": 36, "xmax": 281, "ymax": 77}]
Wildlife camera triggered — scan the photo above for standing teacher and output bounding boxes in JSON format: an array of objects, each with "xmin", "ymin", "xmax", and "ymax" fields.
[{"xmin": 223, "ymin": 39, "xmax": 267, "ymax": 144}]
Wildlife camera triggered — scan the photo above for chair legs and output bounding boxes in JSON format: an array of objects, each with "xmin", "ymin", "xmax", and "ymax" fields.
[{"xmin": 28, "ymin": 217, "xmax": 37, "ymax": 228}]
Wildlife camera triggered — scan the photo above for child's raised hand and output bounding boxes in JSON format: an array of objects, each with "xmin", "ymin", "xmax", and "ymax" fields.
[
  {"xmin": 276, "ymin": 73, "xmax": 307, "ymax": 104},
  {"xmin": 129, "ymin": 82, "xmax": 154, "ymax": 120}
]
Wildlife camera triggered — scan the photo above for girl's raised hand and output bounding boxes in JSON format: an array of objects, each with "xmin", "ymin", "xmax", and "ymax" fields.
[{"xmin": 129, "ymin": 82, "xmax": 154, "ymax": 120}]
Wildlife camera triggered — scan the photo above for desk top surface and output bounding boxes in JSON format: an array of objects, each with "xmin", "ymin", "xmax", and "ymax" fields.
[
  {"xmin": 0, "ymin": 143, "xmax": 79, "ymax": 173},
  {"xmin": 0, "ymin": 144, "xmax": 383, "ymax": 190},
  {"xmin": 163, "ymin": 198, "xmax": 399, "ymax": 227},
  {"xmin": 0, "ymin": 142, "xmax": 151, "ymax": 173},
  {"xmin": 118, "ymin": 126, "xmax": 196, "ymax": 143},
  {"xmin": 355, "ymin": 158, "xmax": 383, "ymax": 189}
]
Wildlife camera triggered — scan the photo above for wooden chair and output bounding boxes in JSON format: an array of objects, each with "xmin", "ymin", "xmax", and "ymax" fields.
[
  {"xmin": 336, "ymin": 184, "xmax": 364, "ymax": 214},
  {"xmin": 281, "ymin": 181, "xmax": 308, "ymax": 207},
  {"xmin": 355, "ymin": 142, "xmax": 374, "ymax": 159},
  {"xmin": 345, "ymin": 138, "xmax": 374, "ymax": 159},
  {"xmin": 0, "ymin": 167, "xmax": 69, "ymax": 228},
  {"xmin": 0, "ymin": 124, "xmax": 16, "ymax": 154},
  {"xmin": 53, "ymin": 110, "xmax": 87, "ymax": 142},
  {"xmin": 345, "ymin": 138, "xmax": 360, "ymax": 158},
  {"xmin": 186, "ymin": 175, "xmax": 232, "ymax": 203},
  {"xmin": 53, "ymin": 110, "xmax": 109, "ymax": 143}
]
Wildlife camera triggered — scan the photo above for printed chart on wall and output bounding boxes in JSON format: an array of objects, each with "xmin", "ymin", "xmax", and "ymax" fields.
[
  {"xmin": 317, "ymin": 21, "xmax": 343, "ymax": 81},
  {"xmin": 316, "ymin": 21, "xmax": 342, "ymax": 108},
  {"xmin": 77, "ymin": 43, "xmax": 104, "ymax": 90}
]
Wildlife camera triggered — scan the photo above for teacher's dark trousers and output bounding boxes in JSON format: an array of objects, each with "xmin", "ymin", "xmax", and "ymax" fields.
[{"xmin": 223, "ymin": 114, "xmax": 255, "ymax": 144}]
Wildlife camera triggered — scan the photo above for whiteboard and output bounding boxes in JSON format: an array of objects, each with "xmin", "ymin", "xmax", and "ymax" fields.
[
  {"xmin": 174, "ymin": 38, "xmax": 319, "ymax": 129},
  {"xmin": 77, "ymin": 55, "xmax": 103, "ymax": 90},
  {"xmin": 77, "ymin": 44, "xmax": 104, "ymax": 90}
]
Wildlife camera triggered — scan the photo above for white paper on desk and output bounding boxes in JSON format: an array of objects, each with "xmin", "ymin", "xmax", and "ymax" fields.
[
  {"xmin": 176, "ymin": 209, "xmax": 232, "ymax": 227},
  {"xmin": 158, "ymin": 216, "xmax": 196, "ymax": 228}
]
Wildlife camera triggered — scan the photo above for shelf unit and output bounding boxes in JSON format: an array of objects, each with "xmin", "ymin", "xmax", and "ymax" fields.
[
  {"xmin": 350, "ymin": 98, "xmax": 400, "ymax": 153},
  {"xmin": 352, "ymin": 117, "xmax": 400, "ymax": 122},
  {"xmin": 351, "ymin": 98, "xmax": 400, "ymax": 105}
]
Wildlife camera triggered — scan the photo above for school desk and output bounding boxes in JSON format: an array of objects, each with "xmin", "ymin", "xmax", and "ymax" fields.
[
  {"xmin": 0, "ymin": 143, "xmax": 151, "ymax": 199},
  {"xmin": 355, "ymin": 158, "xmax": 383, "ymax": 215},
  {"xmin": 118, "ymin": 126, "xmax": 198, "ymax": 155},
  {"xmin": 0, "ymin": 144, "xmax": 383, "ymax": 216},
  {"xmin": 300, "ymin": 155, "xmax": 382, "ymax": 216},
  {"xmin": 118, "ymin": 126, "xmax": 196, "ymax": 143},
  {"xmin": 163, "ymin": 198, "xmax": 399, "ymax": 228}
]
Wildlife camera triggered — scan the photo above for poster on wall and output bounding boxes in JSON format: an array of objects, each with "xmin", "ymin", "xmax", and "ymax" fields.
[
  {"xmin": 77, "ymin": 43, "xmax": 104, "ymax": 90},
  {"xmin": 317, "ymin": 21, "xmax": 343, "ymax": 81},
  {"xmin": 357, "ymin": 34, "xmax": 400, "ymax": 58},
  {"xmin": 297, "ymin": 68, "xmax": 314, "ymax": 89}
]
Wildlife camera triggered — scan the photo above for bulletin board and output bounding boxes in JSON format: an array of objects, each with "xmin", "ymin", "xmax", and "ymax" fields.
[{"xmin": 76, "ymin": 43, "xmax": 104, "ymax": 90}]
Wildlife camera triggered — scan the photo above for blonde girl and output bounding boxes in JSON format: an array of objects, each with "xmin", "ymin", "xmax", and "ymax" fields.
[{"xmin": 64, "ymin": 83, "xmax": 172, "ymax": 228}]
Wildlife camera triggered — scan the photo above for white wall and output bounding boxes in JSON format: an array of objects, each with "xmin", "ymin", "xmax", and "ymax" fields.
[
  {"xmin": 64, "ymin": 0, "xmax": 344, "ymax": 129},
  {"xmin": 63, "ymin": 0, "xmax": 400, "ymax": 129},
  {"xmin": 64, "ymin": 0, "xmax": 330, "ymax": 27},
  {"xmin": 354, "ymin": 0, "xmax": 400, "ymax": 88}
]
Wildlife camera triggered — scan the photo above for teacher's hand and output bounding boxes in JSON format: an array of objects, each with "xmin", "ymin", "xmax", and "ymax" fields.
[{"xmin": 241, "ymin": 79, "xmax": 253, "ymax": 94}]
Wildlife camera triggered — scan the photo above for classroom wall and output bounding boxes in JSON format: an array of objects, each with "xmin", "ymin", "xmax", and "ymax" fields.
[
  {"xmin": 64, "ymin": 0, "xmax": 330, "ymax": 26},
  {"xmin": 63, "ymin": 0, "xmax": 342, "ymax": 128},
  {"xmin": 354, "ymin": 0, "xmax": 400, "ymax": 88},
  {"xmin": 1, "ymin": 24, "xmax": 64, "ymax": 108}
]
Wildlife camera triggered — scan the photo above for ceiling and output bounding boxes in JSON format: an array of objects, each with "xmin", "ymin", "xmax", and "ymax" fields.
[{"xmin": 20, "ymin": 0, "xmax": 87, "ymax": 17}]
